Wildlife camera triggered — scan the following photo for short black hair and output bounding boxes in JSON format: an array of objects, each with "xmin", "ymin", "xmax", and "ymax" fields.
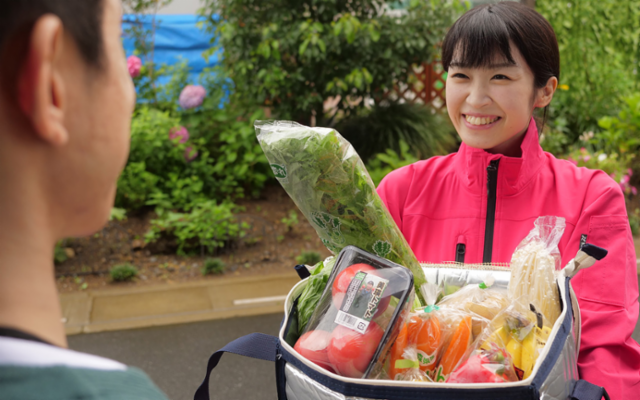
[
  {"xmin": 0, "ymin": 0, "xmax": 105, "ymax": 67},
  {"xmin": 442, "ymin": 2, "xmax": 560, "ymax": 89}
]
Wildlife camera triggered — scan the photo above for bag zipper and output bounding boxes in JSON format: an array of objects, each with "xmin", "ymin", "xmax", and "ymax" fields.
[
  {"xmin": 483, "ymin": 159, "xmax": 500, "ymax": 264},
  {"xmin": 455, "ymin": 243, "xmax": 466, "ymax": 263}
]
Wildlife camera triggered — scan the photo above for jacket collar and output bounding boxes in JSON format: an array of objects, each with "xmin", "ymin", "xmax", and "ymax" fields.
[{"xmin": 455, "ymin": 117, "xmax": 545, "ymax": 195}]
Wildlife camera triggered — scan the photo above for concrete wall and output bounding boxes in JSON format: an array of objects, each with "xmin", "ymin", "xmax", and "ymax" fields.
[{"xmin": 157, "ymin": 0, "xmax": 204, "ymax": 15}]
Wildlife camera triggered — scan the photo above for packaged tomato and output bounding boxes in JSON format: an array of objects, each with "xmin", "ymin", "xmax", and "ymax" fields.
[{"xmin": 294, "ymin": 245, "xmax": 415, "ymax": 379}]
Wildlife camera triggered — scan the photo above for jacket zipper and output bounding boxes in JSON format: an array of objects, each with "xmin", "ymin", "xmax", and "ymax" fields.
[
  {"xmin": 483, "ymin": 159, "xmax": 500, "ymax": 264},
  {"xmin": 455, "ymin": 243, "xmax": 466, "ymax": 263}
]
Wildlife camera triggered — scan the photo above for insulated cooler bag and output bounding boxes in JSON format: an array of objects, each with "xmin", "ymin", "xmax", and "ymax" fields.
[{"xmin": 194, "ymin": 255, "xmax": 609, "ymax": 400}]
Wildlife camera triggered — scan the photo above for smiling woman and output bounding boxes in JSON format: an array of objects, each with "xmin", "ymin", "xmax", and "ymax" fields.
[
  {"xmin": 441, "ymin": 3, "xmax": 558, "ymax": 156},
  {"xmin": 377, "ymin": 2, "xmax": 640, "ymax": 398}
]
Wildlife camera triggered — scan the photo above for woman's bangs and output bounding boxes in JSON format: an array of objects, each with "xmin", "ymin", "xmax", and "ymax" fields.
[{"xmin": 443, "ymin": 9, "xmax": 516, "ymax": 70}]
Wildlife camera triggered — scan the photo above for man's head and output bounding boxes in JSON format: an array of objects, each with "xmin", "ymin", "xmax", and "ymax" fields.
[{"xmin": 0, "ymin": 0, "xmax": 135, "ymax": 240}]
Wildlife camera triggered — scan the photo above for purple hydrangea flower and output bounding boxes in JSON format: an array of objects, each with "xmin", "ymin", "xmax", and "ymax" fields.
[
  {"xmin": 169, "ymin": 126, "xmax": 189, "ymax": 144},
  {"xmin": 184, "ymin": 146, "xmax": 199, "ymax": 163},
  {"xmin": 179, "ymin": 85, "xmax": 206, "ymax": 109},
  {"xmin": 127, "ymin": 55, "xmax": 142, "ymax": 78}
]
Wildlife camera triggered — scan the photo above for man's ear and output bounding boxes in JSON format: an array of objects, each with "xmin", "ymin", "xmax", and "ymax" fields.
[
  {"xmin": 17, "ymin": 15, "xmax": 68, "ymax": 146},
  {"xmin": 534, "ymin": 76, "xmax": 558, "ymax": 109}
]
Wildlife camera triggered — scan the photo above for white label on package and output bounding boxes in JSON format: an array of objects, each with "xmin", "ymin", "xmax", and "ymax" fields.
[{"xmin": 335, "ymin": 271, "xmax": 388, "ymax": 334}]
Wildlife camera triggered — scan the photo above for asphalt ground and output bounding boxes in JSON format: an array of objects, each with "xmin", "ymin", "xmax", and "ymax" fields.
[
  {"xmin": 69, "ymin": 277, "xmax": 640, "ymax": 400},
  {"xmin": 68, "ymin": 313, "xmax": 283, "ymax": 400}
]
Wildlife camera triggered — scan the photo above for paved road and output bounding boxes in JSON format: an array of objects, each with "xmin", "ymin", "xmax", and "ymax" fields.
[
  {"xmin": 69, "ymin": 278, "xmax": 640, "ymax": 400},
  {"xmin": 69, "ymin": 313, "xmax": 283, "ymax": 400}
]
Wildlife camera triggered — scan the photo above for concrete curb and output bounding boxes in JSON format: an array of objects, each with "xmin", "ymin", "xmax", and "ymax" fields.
[
  {"xmin": 61, "ymin": 272, "xmax": 299, "ymax": 335},
  {"xmin": 61, "ymin": 257, "xmax": 640, "ymax": 336}
]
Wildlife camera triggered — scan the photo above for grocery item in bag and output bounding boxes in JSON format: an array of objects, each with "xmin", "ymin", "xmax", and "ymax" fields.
[
  {"xmin": 388, "ymin": 311, "xmax": 441, "ymax": 379},
  {"xmin": 478, "ymin": 300, "xmax": 550, "ymax": 380},
  {"xmin": 255, "ymin": 121, "xmax": 427, "ymax": 304},
  {"xmin": 508, "ymin": 216, "xmax": 564, "ymax": 325},
  {"xmin": 294, "ymin": 246, "xmax": 414, "ymax": 379}
]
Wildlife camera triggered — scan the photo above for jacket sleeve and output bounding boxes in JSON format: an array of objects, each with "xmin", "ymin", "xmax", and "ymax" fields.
[{"xmin": 563, "ymin": 174, "xmax": 640, "ymax": 399}]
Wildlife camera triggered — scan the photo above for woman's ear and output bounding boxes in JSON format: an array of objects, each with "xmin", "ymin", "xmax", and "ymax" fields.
[
  {"xmin": 534, "ymin": 76, "xmax": 558, "ymax": 109},
  {"xmin": 17, "ymin": 14, "xmax": 68, "ymax": 146}
]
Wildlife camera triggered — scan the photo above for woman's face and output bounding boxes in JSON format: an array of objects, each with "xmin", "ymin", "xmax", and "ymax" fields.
[{"xmin": 445, "ymin": 42, "xmax": 554, "ymax": 156}]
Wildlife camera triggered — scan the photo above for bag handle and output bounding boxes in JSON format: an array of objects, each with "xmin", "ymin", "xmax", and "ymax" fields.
[
  {"xmin": 194, "ymin": 333, "xmax": 279, "ymax": 400},
  {"xmin": 571, "ymin": 379, "xmax": 610, "ymax": 400}
]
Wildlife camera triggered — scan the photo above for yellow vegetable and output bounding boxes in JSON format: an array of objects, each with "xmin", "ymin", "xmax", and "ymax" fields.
[
  {"xmin": 506, "ymin": 338, "xmax": 523, "ymax": 370},
  {"xmin": 521, "ymin": 331, "xmax": 536, "ymax": 379},
  {"xmin": 481, "ymin": 326, "xmax": 509, "ymax": 351}
]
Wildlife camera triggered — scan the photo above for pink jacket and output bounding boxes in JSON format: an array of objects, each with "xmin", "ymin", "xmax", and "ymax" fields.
[{"xmin": 377, "ymin": 118, "xmax": 640, "ymax": 398}]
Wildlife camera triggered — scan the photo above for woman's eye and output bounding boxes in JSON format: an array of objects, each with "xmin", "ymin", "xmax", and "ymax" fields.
[
  {"xmin": 492, "ymin": 74, "xmax": 510, "ymax": 80},
  {"xmin": 452, "ymin": 73, "xmax": 468, "ymax": 79}
]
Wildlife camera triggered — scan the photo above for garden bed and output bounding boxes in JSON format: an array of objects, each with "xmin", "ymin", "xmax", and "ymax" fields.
[{"xmin": 55, "ymin": 185, "xmax": 331, "ymax": 293}]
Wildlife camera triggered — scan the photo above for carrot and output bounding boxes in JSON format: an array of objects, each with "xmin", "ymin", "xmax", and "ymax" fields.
[
  {"xmin": 437, "ymin": 315, "xmax": 472, "ymax": 377},
  {"xmin": 414, "ymin": 315, "xmax": 441, "ymax": 372},
  {"xmin": 388, "ymin": 320, "xmax": 410, "ymax": 379}
]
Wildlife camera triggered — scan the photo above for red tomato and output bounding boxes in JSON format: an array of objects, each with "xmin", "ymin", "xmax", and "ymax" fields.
[
  {"xmin": 294, "ymin": 330, "xmax": 334, "ymax": 372},
  {"xmin": 327, "ymin": 322, "xmax": 384, "ymax": 378},
  {"xmin": 331, "ymin": 263, "xmax": 390, "ymax": 318}
]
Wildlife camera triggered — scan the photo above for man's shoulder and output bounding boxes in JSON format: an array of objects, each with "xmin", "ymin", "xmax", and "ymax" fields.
[
  {"xmin": 0, "ymin": 364, "xmax": 169, "ymax": 400},
  {"xmin": 0, "ymin": 337, "xmax": 168, "ymax": 400}
]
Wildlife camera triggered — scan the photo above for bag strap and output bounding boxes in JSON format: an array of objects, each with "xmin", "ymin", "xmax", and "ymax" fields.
[
  {"xmin": 194, "ymin": 333, "xmax": 279, "ymax": 400},
  {"xmin": 571, "ymin": 379, "xmax": 610, "ymax": 400}
]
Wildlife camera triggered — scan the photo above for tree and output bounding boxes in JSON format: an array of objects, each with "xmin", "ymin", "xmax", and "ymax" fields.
[{"xmin": 200, "ymin": 0, "xmax": 467, "ymax": 125}]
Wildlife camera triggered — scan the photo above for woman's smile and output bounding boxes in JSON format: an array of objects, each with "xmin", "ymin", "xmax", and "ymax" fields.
[{"xmin": 462, "ymin": 113, "xmax": 502, "ymax": 130}]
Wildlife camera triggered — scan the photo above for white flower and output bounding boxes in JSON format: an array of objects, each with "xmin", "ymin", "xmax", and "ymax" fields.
[{"xmin": 598, "ymin": 153, "xmax": 607, "ymax": 162}]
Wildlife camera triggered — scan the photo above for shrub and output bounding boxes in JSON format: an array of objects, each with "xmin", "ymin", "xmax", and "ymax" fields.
[
  {"xmin": 202, "ymin": 258, "xmax": 226, "ymax": 275},
  {"xmin": 336, "ymin": 102, "xmax": 457, "ymax": 162},
  {"xmin": 110, "ymin": 264, "xmax": 139, "ymax": 282},
  {"xmin": 296, "ymin": 251, "xmax": 322, "ymax": 266},
  {"xmin": 538, "ymin": 0, "xmax": 640, "ymax": 137},
  {"xmin": 367, "ymin": 140, "xmax": 420, "ymax": 187},
  {"xmin": 201, "ymin": 0, "xmax": 466, "ymax": 125},
  {"xmin": 54, "ymin": 242, "xmax": 68, "ymax": 265},
  {"xmin": 145, "ymin": 200, "xmax": 247, "ymax": 255},
  {"xmin": 281, "ymin": 210, "xmax": 299, "ymax": 233}
]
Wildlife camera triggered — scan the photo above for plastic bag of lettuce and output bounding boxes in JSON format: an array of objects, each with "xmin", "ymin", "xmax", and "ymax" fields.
[{"xmin": 255, "ymin": 121, "xmax": 428, "ymax": 315}]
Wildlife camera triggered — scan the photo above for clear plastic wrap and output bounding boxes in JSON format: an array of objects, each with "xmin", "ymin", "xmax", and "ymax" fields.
[
  {"xmin": 508, "ymin": 216, "xmax": 565, "ymax": 325},
  {"xmin": 387, "ymin": 312, "xmax": 442, "ymax": 380},
  {"xmin": 255, "ymin": 120, "xmax": 427, "ymax": 304},
  {"xmin": 474, "ymin": 300, "xmax": 551, "ymax": 380},
  {"xmin": 437, "ymin": 276, "xmax": 509, "ymax": 335},
  {"xmin": 294, "ymin": 246, "xmax": 415, "ymax": 379}
]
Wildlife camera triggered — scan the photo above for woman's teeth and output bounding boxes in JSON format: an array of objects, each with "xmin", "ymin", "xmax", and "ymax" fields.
[{"xmin": 464, "ymin": 115, "xmax": 500, "ymax": 126}]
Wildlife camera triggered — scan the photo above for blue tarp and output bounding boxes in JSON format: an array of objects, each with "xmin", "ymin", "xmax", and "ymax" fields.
[{"xmin": 122, "ymin": 14, "xmax": 219, "ymax": 84}]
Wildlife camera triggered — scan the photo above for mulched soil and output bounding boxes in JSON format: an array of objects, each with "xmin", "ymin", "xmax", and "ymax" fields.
[{"xmin": 55, "ymin": 185, "xmax": 332, "ymax": 293}]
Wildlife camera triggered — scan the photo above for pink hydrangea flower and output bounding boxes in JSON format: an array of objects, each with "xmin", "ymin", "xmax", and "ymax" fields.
[
  {"xmin": 632, "ymin": 187, "xmax": 638, "ymax": 196},
  {"xmin": 179, "ymin": 85, "xmax": 207, "ymax": 109},
  {"xmin": 127, "ymin": 55, "xmax": 142, "ymax": 78},
  {"xmin": 169, "ymin": 126, "xmax": 189, "ymax": 144},
  {"xmin": 582, "ymin": 155, "xmax": 591, "ymax": 162},
  {"xmin": 185, "ymin": 146, "xmax": 199, "ymax": 162}
]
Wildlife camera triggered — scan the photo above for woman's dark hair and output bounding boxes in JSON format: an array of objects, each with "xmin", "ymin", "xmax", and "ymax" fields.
[{"xmin": 441, "ymin": 2, "xmax": 559, "ymax": 129}]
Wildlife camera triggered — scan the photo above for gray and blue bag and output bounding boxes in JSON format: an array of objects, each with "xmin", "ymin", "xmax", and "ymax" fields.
[{"xmin": 194, "ymin": 244, "xmax": 609, "ymax": 400}]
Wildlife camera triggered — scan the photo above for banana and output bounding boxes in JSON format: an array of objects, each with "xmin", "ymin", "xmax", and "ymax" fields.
[
  {"xmin": 521, "ymin": 330, "xmax": 536, "ymax": 379},
  {"xmin": 506, "ymin": 338, "xmax": 523, "ymax": 370}
]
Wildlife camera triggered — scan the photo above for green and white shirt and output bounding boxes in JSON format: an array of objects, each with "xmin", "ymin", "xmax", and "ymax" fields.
[{"xmin": 0, "ymin": 336, "xmax": 169, "ymax": 400}]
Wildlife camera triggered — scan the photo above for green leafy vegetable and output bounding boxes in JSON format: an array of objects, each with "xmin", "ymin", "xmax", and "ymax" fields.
[
  {"xmin": 255, "ymin": 120, "xmax": 426, "ymax": 305},
  {"xmin": 296, "ymin": 257, "xmax": 335, "ymax": 334}
]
